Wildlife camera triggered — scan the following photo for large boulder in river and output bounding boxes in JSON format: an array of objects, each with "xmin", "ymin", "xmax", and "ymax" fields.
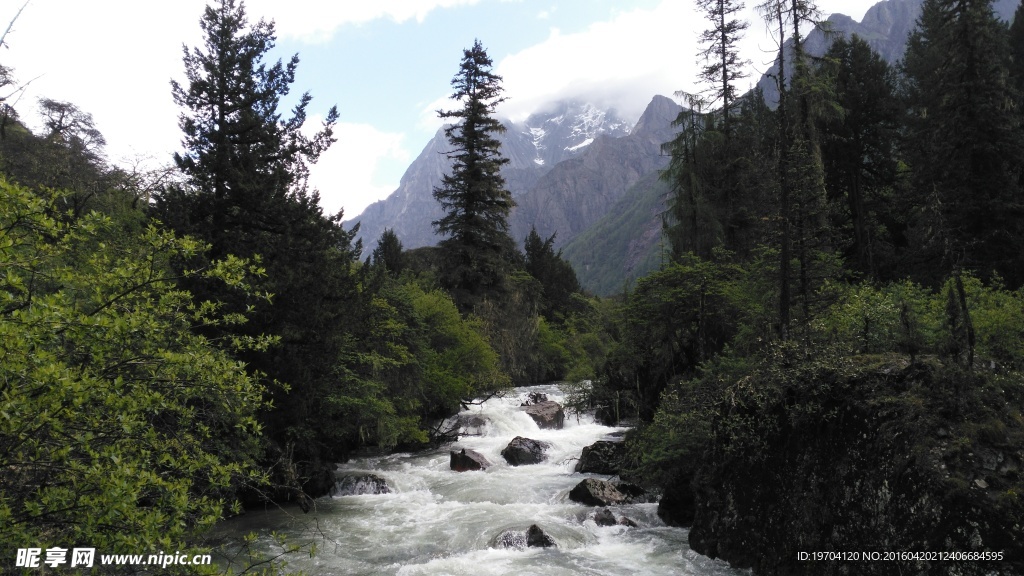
[
  {"xmin": 501, "ymin": 436, "xmax": 551, "ymax": 466},
  {"xmin": 522, "ymin": 401, "xmax": 565, "ymax": 429},
  {"xmin": 450, "ymin": 448, "xmax": 490, "ymax": 472},
  {"xmin": 569, "ymin": 478, "xmax": 626, "ymax": 506},
  {"xmin": 575, "ymin": 440, "xmax": 625, "ymax": 475},
  {"xmin": 335, "ymin": 473, "xmax": 390, "ymax": 496}
]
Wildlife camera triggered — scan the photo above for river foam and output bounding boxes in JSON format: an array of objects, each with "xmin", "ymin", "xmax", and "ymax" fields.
[{"xmin": 213, "ymin": 384, "xmax": 744, "ymax": 575}]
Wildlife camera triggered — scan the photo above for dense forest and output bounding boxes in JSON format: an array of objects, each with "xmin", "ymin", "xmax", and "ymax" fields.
[{"xmin": 0, "ymin": 0, "xmax": 1022, "ymax": 574}]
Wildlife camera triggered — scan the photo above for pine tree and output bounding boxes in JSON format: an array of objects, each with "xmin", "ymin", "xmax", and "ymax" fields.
[
  {"xmin": 696, "ymin": 0, "xmax": 750, "ymax": 136},
  {"xmin": 524, "ymin": 226, "xmax": 581, "ymax": 321},
  {"xmin": 155, "ymin": 0, "xmax": 362, "ymax": 499},
  {"xmin": 662, "ymin": 93, "xmax": 724, "ymax": 260},
  {"xmin": 902, "ymin": 0, "xmax": 1024, "ymax": 286},
  {"xmin": 166, "ymin": 0, "xmax": 339, "ymax": 254},
  {"xmin": 432, "ymin": 39, "xmax": 516, "ymax": 311},
  {"xmin": 372, "ymin": 228, "xmax": 405, "ymax": 276},
  {"xmin": 663, "ymin": 0, "xmax": 751, "ymax": 262},
  {"xmin": 1009, "ymin": 0, "xmax": 1024, "ymax": 96},
  {"xmin": 820, "ymin": 35, "xmax": 900, "ymax": 279}
]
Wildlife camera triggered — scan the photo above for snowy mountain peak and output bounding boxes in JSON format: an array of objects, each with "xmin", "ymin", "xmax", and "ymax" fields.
[{"xmin": 517, "ymin": 100, "xmax": 632, "ymax": 167}]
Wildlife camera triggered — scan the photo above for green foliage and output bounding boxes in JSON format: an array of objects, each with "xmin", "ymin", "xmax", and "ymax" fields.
[
  {"xmin": 601, "ymin": 251, "xmax": 753, "ymax": 421},
  {"xmin": 371, "ymin": 228, "xmax": 405, "ymax": 276},
  {"xmin": 523, "ymin": 226, "xmax": 582, "ymax": 322},
  {"xmin": 0, "ymin": 179, "xmax": 267, "ymax": 560},
  {"xmin": 335, "ymin": 280, "xmax": 508, "ymax": 448},
  {"xmin": 627, "ymin": 352, "xmax": 751, "ymax": 486},
  {"xmin": 811, "ymin": 275, "xmax": 1024, "ymax": 369},
  {"xmin": 473, "ymin": 272, "xmax": 542, "ymax": 385}
]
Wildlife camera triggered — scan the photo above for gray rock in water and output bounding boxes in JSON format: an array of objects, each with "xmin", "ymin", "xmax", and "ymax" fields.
[
  {"xmin": 613, "ymin": 481, "xmax": 655, "ymax": 504},
  {"xmin": 522, "ymin": 401, "xmax": 565, "ymax": 429},
  {"xmin": 594, "ymin": 507, "xmax": 638, "ymax": 527},
  {"xmin": 526, "ymin": 524, "xmax": 556, "ymax": 548},
  {"xmin": 492, "ymin": 524, "xmax": 557, "ymax": 549},
  {"xmin": 594, "ymin": 508, "xmax": 617, "ymax": 526},
  {"xmin": 458, "ymin": 414, "xmax": 488, "ymax": 435},
  {"xmin": 521, "ymin": 392, "xmax": 549, "ymax": 406},
  {"xmin": 501, "ymin": 436, "xmax": 551, "ymax": 466},
  {"xmin": 618, "ymin": 516, "xmax": 638, "ymax": 528},
  {"xmin": 569, "ymin": 478, "xmax": 626, "ymax": 506},
  {"xmin": 493, "ymin": 529, "xmax": 527, "ymax": 549},
  {"xmin": 335, "ymin": 473, "xmax": 390, "ymax": 496},
  {"xmin": 575, "ymin": 440, "xmax": 625, "ymax": 475},
  {"xmin": 450, "ymin": 448, "xmax": 490, "ymax": 472}
]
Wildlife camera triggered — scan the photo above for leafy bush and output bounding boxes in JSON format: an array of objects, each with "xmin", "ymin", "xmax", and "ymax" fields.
[{"xmin": 0, "ymin": 179, "xmax": 268, "ymax": 559}]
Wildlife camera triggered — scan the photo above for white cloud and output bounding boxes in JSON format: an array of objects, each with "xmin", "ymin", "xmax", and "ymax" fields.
[
  {"xmin": 246, "ymin": 0, "xmax": 482, "ymax": 43},
  {"xmin": 428, "ymin": 0, "xmax": 884, "ymax": 127},
  {"xmin": 493, "ymin": 2, "xmax": 702, "ymax": 125},
  {"xmin": 307, "ymin": 121, "xmax": 411, "ymax": 218}
]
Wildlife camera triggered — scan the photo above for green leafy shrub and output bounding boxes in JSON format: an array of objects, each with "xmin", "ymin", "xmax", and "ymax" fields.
[{"xmin": 0, "ymin": 179, "xmax": 268, "ymax": 560}]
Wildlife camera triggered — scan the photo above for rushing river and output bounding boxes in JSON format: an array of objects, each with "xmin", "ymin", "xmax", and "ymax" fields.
[{"xmin": 213, "ymin": 384, "xmax": 745, "ymax": 575}]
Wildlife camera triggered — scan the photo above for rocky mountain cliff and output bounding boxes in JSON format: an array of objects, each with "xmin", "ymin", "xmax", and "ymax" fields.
[
  {"xmin": 508, "ymin": 95, "xmax": 680, "ymax": 250},
  {"xmin": 350, "ymin": 101, "xmax": 632, "ymax": 254}
]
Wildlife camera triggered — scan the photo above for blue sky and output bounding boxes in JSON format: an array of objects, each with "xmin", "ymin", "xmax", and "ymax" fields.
[{"xmin": 3, "ymin": 0, "xmax": 880, "ymax": 219}]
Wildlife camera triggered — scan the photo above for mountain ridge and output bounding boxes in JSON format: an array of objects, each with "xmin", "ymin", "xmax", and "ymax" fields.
[{"xmin": 349, "ymin": 100, "xmax": 633, "ymax": 254}]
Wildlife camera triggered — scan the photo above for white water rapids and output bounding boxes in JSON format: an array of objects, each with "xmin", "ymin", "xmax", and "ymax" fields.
[{"xmin": 214, "ymin": 384, "xmax": 745, "ymax": 575}]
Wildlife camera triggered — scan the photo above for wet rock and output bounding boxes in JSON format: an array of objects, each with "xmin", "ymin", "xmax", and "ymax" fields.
[
  {"xmin": 594, "ymin": 508, "xmax": 617, "ymax": 526},
  {"xmin": 575, "ymin": 440, "xmax": 625, "ymax": 475},
  {"xmin": 569, "ymin": 478, "xmax": 626, "ymax": 506},
  {"xmin": 501, "ymin": 436, "xmax": 551, "ymax": 466},
  {"xmin": 450, "ymin": 448, "xmax": 490, "ymax": 472},
  {"xmin": 335, "ymin": 473, "xmax": 390, "ymax": 496},
  {"xmin": 522, "ymin": 401, "xmax": 565, "ymax": 429},
  {"xmin": 657, "ymin": 474, "xmax": 696, "ymax": 527},
  {"xmin": 521, "ymin": 392, "xmax": 549, "ymax": 406},
  {"xmin": 526, "ymin": 524, "xmax": 556, "ymax": 548},
  {"xmin": 493, "ymin": 525, "xmax": 557, "ymax": 549},
  {"xmin": 458, "ymin": 414, "xmax": 488, "ymax": 435},
  {"xmin": 302, "ymin": 464, "xmax": 338, "ymax": 499},
  {"xmin": 594, "ymin": 403, "xmax": 621, "ymax": 426},
  {"xmin": 493, "ymin": 529, "xmax": 527, "ymax": 549},
  {"xmin": 614, "ymin": 481, "xmax": 655, "ymax": 504},
  {"xmin": 618, "ymin": 516, "xmax": 638, "ymax": 528},
  {"xmin": 594, "ymin": 506, "xmax": 639, "ymax": 527}
]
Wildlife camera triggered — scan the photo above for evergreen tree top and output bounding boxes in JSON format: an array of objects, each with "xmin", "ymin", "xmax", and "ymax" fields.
[{"xmin": 439, "ymin": 39, "xmax": 507, "ymax": 123}]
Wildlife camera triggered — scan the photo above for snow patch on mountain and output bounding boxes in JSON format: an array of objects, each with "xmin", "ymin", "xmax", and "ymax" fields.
[{"xmin": 565, "ymin": 138, "xmax": 594, "ymax": 152}]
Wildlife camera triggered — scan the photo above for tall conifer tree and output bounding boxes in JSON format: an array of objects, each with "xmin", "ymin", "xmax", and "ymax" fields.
[
  {"xmin": 156, "ymin": 0, "xmax": 362, "ymax": 497},
  {"xmin": 697, "ymin": 0, "xmax": 750, "ymax": 136},
  {"xmin": 902, "ymin": 0, "xmax": 1024, "ymax": 285},
  {"xmin": 433, "ymin": 39, "xmax": 516, "ymax": 310}
]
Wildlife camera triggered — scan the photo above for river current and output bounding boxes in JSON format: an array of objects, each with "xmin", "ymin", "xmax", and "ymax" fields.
[{"xmin": 214, "ymin": 384, "xmax": 745, "ymax": 575}]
